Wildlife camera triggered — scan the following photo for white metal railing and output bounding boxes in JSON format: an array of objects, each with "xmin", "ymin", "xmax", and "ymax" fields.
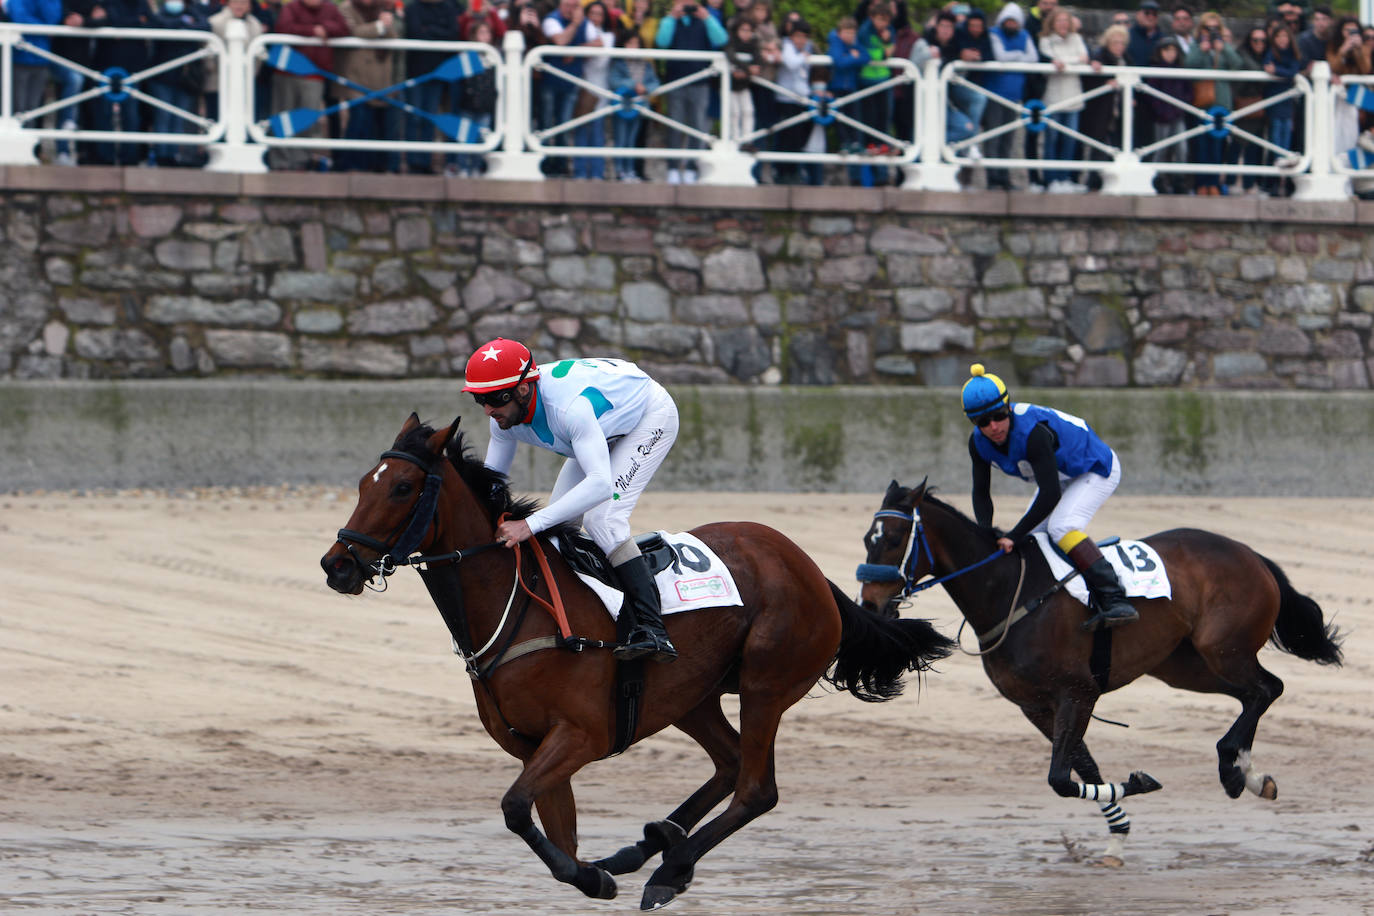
[
  {"xmin": 935, "ymin": 59, "xmax": 1319, "ymax": 196},
  {"xmin": 0, "ymin": 22, "xmax": 226, "ymax": 165},
  {"xmin": 0, "ymin": 22, "xmax": 1363, "ymax": 199}
]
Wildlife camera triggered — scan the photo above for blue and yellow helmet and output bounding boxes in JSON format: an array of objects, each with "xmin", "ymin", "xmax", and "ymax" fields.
[{"xmin": 961, "ymin": 363, "xmax": 1010, "ymax": 419}]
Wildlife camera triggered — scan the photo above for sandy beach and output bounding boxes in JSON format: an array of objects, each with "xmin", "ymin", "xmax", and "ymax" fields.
[{"xmin": 3, "ymin": 487, "xmax": 1373, "ymax": 915}]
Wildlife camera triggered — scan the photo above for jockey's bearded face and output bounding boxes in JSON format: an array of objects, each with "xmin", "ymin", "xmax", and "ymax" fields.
[{"xmin": 476, "ymin": 382, "xmax": 531, "ymax": 429}]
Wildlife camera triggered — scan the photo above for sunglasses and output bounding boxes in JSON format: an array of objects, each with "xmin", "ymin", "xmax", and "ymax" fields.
[
  {"xmin": 974, "ymin": 409, "xmax": 1011, "ymax": 428},
  {"xmin": 473, "ymin": 388, "xmax": 518, "ymax": 408}
]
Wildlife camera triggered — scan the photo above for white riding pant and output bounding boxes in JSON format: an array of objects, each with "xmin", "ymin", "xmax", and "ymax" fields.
[
  {"xmin": 549, "ymin": 383, "xmax": 678, "ymax": 555},
  {"xmin": 1026, "ymin": 450, "xmax": 1122, "ymax": 544}
]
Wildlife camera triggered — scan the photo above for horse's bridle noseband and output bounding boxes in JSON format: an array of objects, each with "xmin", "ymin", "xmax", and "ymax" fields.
[
  {"xmin": 336, "ymin": 448, "xmax": 449, "ymax": 586},
  {"xmin": 855, "ymin": 507, "xmax": 1002, "ymax": 597}
]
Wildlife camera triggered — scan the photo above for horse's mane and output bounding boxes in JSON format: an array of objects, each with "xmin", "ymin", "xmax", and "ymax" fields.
[
  {"xmin": 395, "ymin": 423, "xmax": 542, "ymax": 524},
  {"xmin": 902, "ymin": 485, "xmax": 998, "ymax": 546}
]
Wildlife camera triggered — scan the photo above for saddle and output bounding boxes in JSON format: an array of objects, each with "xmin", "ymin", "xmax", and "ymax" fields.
[{"xmin": 554, "ymin": 528, "xmax": 680, "ymax": 586}]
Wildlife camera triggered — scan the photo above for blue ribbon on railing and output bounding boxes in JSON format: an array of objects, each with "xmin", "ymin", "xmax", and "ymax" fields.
[
  {"xmin": 809, "ymin": 92, "xmax": 835, "ymax": 126},
  {"xmin": 1348, "ymin": 84, "xmax": 1374, "ymax": 113},
  {"xmin": 615, "ymin": 85, "xmax": 642, "ymax": 121},
  {"xmin": 1206, "ymin": 104, "xmax": 1231, "ymax": 139},
  {"xmin": 1021, "ymin": 98, "xmax": 1046, "ymax": 133}
]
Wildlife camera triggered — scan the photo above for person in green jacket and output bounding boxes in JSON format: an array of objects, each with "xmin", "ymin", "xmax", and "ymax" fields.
[
  {"xmin": 856, "ymin": 2, "xmax": 897, "ymax": 155},
  {"xmin": 1184, "ymin": 10, "xmax": 1243, "ymax": 194}
]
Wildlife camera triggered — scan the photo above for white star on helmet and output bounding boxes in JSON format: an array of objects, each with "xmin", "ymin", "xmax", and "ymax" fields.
[{"xmin": 480, "ymin": 345, "xmax": 502, "ymax": 361}]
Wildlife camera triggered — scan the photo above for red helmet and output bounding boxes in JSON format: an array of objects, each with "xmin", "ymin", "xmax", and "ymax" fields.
[{"xmin": 462, "ymin": 338, "xmax": 540, "ymax": 393}]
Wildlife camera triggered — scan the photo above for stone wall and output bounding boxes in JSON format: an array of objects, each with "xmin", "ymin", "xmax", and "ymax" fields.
[
  {"xmin": 5, "ymin": 380, "xmax": 1371, "ymax": 494},
  {"xmin": 3, "ymin": 172, "xmax": 1374, "ymax": 391}
]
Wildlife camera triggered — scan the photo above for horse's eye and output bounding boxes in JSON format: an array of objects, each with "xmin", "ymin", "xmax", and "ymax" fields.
[{"xmin": 393, "ymin": 480, "xmax": 414, "ymax": 498}]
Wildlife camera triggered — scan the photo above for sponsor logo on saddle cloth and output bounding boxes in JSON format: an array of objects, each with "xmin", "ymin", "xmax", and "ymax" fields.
[
  {"xmin": 571, "ymin": 531, "xmax": 744, "ymax": 619},
  {"xmin": 1032, "ymin": 532, "xmax": 1173, "ymax": 606}
]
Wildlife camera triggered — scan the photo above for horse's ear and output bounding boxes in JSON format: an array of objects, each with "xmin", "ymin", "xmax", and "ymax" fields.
[
  {"xmin": 912, "ymin": 475, "xmax": 930, "ymax": 503},
  {"xmin": 428, "ymin": 416, "xmax": 461, "ymax": 458},
  {"xmin": 395, "ymin": 412, "xmax": 423, "ymax": 446}
]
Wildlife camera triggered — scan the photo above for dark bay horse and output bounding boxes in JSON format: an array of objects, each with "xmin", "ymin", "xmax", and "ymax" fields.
[
  {"xmin": 320, "ymin": 416, "xmax": 954, "ymax": 910},
  {"xmin": 857, "ymin": 479, "xmax": 1343, "ymax": 865}
]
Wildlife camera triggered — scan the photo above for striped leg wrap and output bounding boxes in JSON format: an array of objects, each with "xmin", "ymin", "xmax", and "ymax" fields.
[
  {"xmin": 1076, "ymin": 781, "xmax": 1127, "ymax": 803},
  {"xmin": 1099, "ymin": 801, "xmax": 1130, "ymax": 835}
]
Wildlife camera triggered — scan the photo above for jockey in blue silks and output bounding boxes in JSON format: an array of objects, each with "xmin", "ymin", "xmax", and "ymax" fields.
[{"xmin": 962, "ymin": 363, "xmax": 1138, "ymax": 627}]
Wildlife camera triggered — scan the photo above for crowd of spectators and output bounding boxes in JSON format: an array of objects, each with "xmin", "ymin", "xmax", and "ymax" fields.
[{"xmin": 2, "ymin": 0, "xmax": 1373, "ymax": 193}]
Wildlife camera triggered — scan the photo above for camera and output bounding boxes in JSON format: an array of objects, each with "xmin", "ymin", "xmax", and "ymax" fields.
[{"xmin": 683, "ymin": 3, "xmax": 698, "ymax": 14}]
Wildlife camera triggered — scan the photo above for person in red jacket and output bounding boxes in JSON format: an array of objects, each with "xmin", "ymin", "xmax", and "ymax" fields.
[
  {"xmin": 269, "ymin": 0, "xmax": 351, "ymax": 171},
  {"xmin": 459, "ymin": 0, "xmax": 508, "ymax": 42}
]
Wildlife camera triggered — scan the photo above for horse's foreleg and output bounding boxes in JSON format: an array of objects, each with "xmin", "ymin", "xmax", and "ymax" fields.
[
  {"xmin": 593, "ymin": 698, "xmax": 740, "ymax": 877},
  {"xmin": 501, "ymin": 728, "xmax": 616, "ymax": 900},
  {"xmin": 1068, "ymin": 741, "xmax": 1131, "ymax": 866}
]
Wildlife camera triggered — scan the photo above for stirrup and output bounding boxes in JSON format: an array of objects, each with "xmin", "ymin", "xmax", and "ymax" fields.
[
  {"xmin": 1081, "ymin": 604, "xmax": 1139, "ymax": 632},
  {"xmin": 613, "ymin": 629, "xmax": 677, "ymax": 662}
]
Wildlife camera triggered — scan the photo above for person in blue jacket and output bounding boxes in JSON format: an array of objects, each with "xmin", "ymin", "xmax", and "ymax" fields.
[
  {"xmin": 8, "ymin": 0, "xmax": 64, "ymax": 127},
  {"xmin": 962, "ymin": 363, "xmax": 1138, "ymax": 628}
]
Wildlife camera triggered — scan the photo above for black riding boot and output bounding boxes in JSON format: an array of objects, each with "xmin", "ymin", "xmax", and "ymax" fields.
[
  {"xmin": 1067, "ymin": 540, "xmax": 1139, "ymax": 627},
  {"xmin": 611, "ymin": 555, "xmax": 677, "ymax": 663}
]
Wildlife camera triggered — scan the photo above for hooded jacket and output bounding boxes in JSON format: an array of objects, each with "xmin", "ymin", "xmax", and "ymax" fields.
[{"xmin": 987, "ymin": 3, "xmax": 1035, "ymax": 101}]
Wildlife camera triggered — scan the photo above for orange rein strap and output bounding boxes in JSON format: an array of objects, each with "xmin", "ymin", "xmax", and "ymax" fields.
[{"xmin": 502, "ymin": 513, "xmax": 573, "ymax": 640}]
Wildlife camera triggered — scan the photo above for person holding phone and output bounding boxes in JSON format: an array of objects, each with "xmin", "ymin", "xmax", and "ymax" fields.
[{"xmin": 655, "ymin": 0, "xmax": 728, "ymax": 184}]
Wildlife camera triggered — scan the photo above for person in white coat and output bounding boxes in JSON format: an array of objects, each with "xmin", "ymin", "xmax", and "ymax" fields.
[{"xmin": 1038, "ymin": 7, "xmax": 1088, "ymax": 192}]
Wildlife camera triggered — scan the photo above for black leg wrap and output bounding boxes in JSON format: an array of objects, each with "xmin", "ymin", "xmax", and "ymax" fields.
[
  {"xmin": 592, "ymin": 820, "xmax": 685, "ymax": 875},
  {"xmin": 644, "ymin": 819, "xmax": 687, "ymax": 850},
  {"xmin": 518, "ymin": 822, "xmax": 578, "ymax": 884}
]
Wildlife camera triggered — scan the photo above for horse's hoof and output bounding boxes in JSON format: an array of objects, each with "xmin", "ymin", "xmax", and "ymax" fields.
[
  {"xmin": 1098, "ymin": 855, "xmax": 1125, "ymax": 868},
  {"xmin": 1260, "ymin": 775, "xmax": 1278, "ymax": 800},
  {"xmin": 641, "ymin": 884, "xmax": 678, "ymax": 910},
  {"xmin": 1221, "ymin": 767, "xmax": 1246, "ymax": 799},
  {"xmin": 575, "ymin": 864, "xmax": 617, "ymax": 900},
  {"xmin": 1124, "ymin": 771, "xmax": 1163, "ymax": 796}
]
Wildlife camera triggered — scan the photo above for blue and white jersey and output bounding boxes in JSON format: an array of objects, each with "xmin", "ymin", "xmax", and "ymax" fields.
[
  {"xmin": 485, "ymin": 358, "xmax": 664, "ymax": 534},
  {"xmin": 972, "ymin": 402, "xmax": 1114, "ymax": 482}
]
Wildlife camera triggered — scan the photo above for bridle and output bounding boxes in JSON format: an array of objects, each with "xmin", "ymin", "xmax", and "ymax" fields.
[
  {"xmin": 335, "ymin": 448, "xmax": 501, "ymax": 588},
  {"xmin": 855, "ymin": 507, "xmax": 1003, "ymax": 599},
  {"xmin": 855, "ymin": 503, "xmax": 1026, "ymax": 656}
]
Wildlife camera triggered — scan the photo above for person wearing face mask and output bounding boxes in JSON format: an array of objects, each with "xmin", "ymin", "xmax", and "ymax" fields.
[{"xmin": 145, "ymin": 0, "xmax": 210, "ymax": 167}]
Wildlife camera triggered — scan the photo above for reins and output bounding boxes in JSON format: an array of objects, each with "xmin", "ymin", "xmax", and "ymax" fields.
[{"xmin": 333, "ymin": 449, "xmax": 608, "ymax": 677}]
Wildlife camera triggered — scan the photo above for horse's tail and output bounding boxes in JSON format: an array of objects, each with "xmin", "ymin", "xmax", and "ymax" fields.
[
  {"xmin": 822, "ymin": 579, "xmax": 956, "ymax": 703},
  {"xmin": 1259, "ymin": 554, "xmax": 1343, "ymax": 666}
]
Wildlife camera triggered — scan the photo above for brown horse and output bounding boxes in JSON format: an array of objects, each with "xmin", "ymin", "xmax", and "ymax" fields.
[
  {"xmin": 319, "ymin": 415, "xmax": 954, "ymax": 910},
  {"xmin": 857, "ymin": 479, "xmax": 1343, "ymax": 865}
]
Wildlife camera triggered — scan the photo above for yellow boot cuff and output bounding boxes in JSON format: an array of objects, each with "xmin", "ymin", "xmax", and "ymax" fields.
[{"xmin": 1057, "ymin": 530, "xmax": 1089, "ymax": 553}]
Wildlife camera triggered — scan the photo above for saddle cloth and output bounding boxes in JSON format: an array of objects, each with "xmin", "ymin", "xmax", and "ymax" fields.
[
  {"xmin": 1032, "ymin": 532, "xmax": 1173, "ymax": 606},
  {"xmin": 549, "ymin": 530, "xmax": 744, "ymax": 620}
]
